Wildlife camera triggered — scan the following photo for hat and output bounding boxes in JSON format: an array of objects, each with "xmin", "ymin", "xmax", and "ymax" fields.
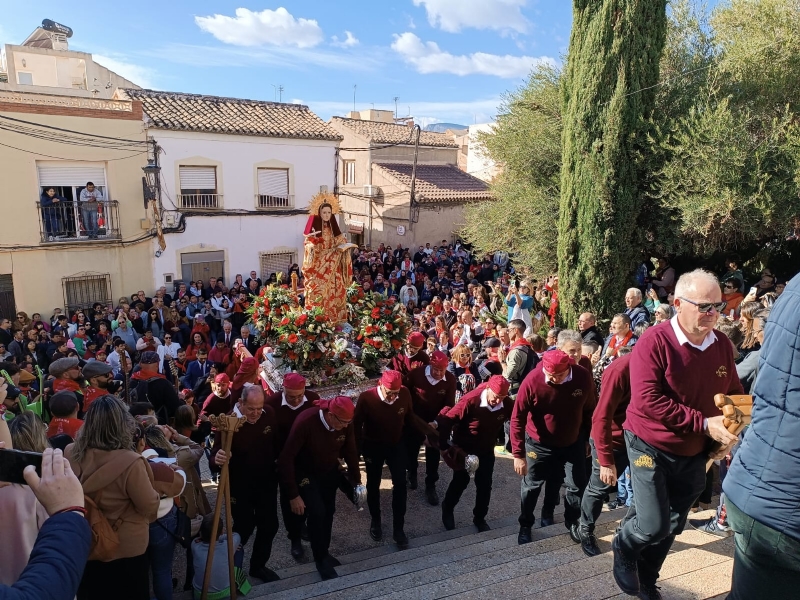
[
  {"xmin": 380, "ymin": 370, "xmax": 403, "ymax": 391},
  {"xmin": 429, "ymin": 351, "xmax": 448, "ymax": 369},
  {"xmin": 49, "ymin": 357, "xmax": 80, "ymax": 377},
  {"xmin": 283, "ymin": 373, "xmax": 306, "ymax": 390},
  {"xmin": 488, "ymin": 375, "xmax": 510, "ymax": 396},
  {"xmin": 329, "ymin": 396, "xmax": 355, "ymax": 421},
  {"xmin": 18, "ymin": 370, "xmax": 36, "ymax": 385},
  {"xmin": 482, "ymin": 337, "xmax": 501, "ymax": 349},
  {"xmin": 82, "ymin": 360, "xmax": 113, "ymax": 379},
  {"xmin": 408, "ymin": 332, "xmax": 425, "ymax": 347},
  {"xmin": 214, "ymin": 373, "xmax": 230, "ymax": 384},
  {"xmin": 542, "ymin": 349, "xmax": 571, "ymax": 374},
  {"xmin": 140, "ymin": 351, "xmax": 160, "ymax": 365},
  {"xmin": 50, "ymin": 391, "xmax": 79, "ymax": 417}
]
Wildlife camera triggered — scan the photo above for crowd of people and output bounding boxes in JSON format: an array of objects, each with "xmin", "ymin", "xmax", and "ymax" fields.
[{"xmin": 0, "ymin": 240, "xmax": 797, "ymax": 600}]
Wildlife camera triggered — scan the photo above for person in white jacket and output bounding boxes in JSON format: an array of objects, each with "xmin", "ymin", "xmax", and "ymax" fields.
[{"xmin": 399, "ymin": 278, "xmax": 418, "ymax": 307}]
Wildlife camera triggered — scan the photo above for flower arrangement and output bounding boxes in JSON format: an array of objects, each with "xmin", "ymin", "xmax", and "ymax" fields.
[
  {"xmin": 248, "ymin": 281, "xmax": 299, "ymax": 336},
  {"xmin": 347, "ymin": 283, "xmax": 411, "ymax": 372},
  {"xmin": 271, "ymin": 306, "xmax": 341, "ymax": 371}
]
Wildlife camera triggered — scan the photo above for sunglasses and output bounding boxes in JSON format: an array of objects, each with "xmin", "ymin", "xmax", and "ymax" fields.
[{"xmin": 679, "ymin": 297, "xmax": 727, "ymax": 314}]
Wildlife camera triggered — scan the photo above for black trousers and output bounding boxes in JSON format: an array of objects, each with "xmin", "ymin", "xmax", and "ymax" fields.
[
  {"xmin": 298, "ymin": 468, "xmax": 340, "ymax": 562},
  {"xmin": 279, "ymin": 481, "xmax": 306, "ymax": 541},
  {"xmin": 363, "ymin": 439, "xmax": 408, "ymax": 528},
  {"xmin": 519, "ymin": 435, "xmax": 586, "ymax": 528},
  {"xmin": 579, "ymin": 438, "xmax": 630, "ymax": 532},
  {"xmin": 443, "ymin": 451, "xmax": 496, "ymax": 521},
  {"xmin": 404, "ymin": 430, "xmax": 441, "ymax": 487},
  {"xmin": 78, "ymin": 553, "xmax": 149, "ymax": 600},
  {"xmin": 230, "ymin": 478, "xmax": 279, "ymax": 570},
  {"xmin": 617, "ymin": 431, "xmax": 706, "ymax": 586}
]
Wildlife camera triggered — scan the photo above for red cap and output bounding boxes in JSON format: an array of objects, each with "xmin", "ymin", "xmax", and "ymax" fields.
[
  {"xmin": 329, "ymin": 396, "xmax": 355, "ymax": 421},
  {"xmin": 429, "ymin": 350, "xmax": 448, "ymax": 369},
  {"xmin": 488, "ymin": 375, "xmax": 510, "ymax": 396},
  {"xmin": 542, "ymin": 349, "xmax": 571, "ymax": 374},
  {"xmin": 408, "ymin": 332, "xmax": 425, "ymax": 347},
  {"xmin": 283, "ymin": 373, "xmax": 306, "ymax": 390},
  {"xmin": 380, "ymin": 370, "xmax": 403, "ymax": 391},
  {"xmin": 214, "ymin": 373, "xmax": 230, "ymax": 384}
]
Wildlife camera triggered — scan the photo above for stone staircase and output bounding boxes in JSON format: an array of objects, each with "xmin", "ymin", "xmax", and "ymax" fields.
[{"xmin": 233, "ymin": 510, "xmax": 733, "ymax": 599}]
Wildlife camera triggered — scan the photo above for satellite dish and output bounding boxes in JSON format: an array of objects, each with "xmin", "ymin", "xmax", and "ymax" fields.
[{"xmin": 41, "ymin": 19, "xmax": 73, "ymax": 38}]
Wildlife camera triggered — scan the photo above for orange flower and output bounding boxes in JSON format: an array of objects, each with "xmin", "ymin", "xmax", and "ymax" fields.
[{"xmin": 391, "ymin": 339, "xmax": 401, "ymax": 349}]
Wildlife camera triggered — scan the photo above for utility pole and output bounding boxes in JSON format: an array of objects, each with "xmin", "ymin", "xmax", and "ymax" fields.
[
  {"xmin": 408, "ymin": 124, "xmax": 421, "ymax": 231},
  {"xmin": 353, "ymin": 84, "xmax": 357, "ymax": 112},
  {"xmin": 393, "ymin": 96, "xmax": 399, "ymax": 120},
  {"xmin": 278, "ymin": 85, "xmax": 284, "ymax": 102}
]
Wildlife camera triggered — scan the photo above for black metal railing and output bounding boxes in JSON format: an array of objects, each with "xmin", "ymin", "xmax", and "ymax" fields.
[{"xmin": 37, "ymin": 200, "xmax": 121, "ymax": 243}]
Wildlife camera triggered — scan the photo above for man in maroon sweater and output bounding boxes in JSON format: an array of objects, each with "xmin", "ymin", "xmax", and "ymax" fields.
[
  {"xmin": 212, "ymin": 384, "xmax": 281, "ymax": 583},
  {"xmin": 199, "ymin": 373, "xmax": 232, "ymax": 421},
  {"xmin": 613, "ymin": 270, "xmax": 742, "ymax": 599},
  {"xmin": 437, "ymin": 375, "xmax": 513, "ymax": 532},
  {"xmin": 389, "ymin": 331, "xmax": 430, "ymax": 380},
  {"xmin": 576, "ymin": 351, "xmax": 633, "ymax": 557},
  {"xmin": 404, "ymin": 350, "xmax": 457, "ymax": 505},
  {"xmin": 278, "ymin": 396, "xmax": 361, "ymax": 580},
  {"xmin": 265, "ymin": 373, "xmax": 320, "ymax": 560},
  {"xmin": 354, "ymin": 370, "xmax": 425, "ymax": 548},
  {"xmin": 511, "ymin": 349, "xmax": 595, "ymax": 545}
]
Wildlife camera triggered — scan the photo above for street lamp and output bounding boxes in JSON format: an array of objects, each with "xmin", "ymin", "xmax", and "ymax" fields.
[{"xmin": 142, "ymin": 159, "xmax": 161, "ymax": 208}]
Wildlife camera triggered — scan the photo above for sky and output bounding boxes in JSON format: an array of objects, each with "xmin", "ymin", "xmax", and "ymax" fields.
[{"xmin": 0, "ymin": 1, "xmax": 697, "ymax": 127}]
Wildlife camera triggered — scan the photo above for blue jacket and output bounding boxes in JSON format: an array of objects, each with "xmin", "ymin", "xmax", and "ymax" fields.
[
  {"xmin": 184, "ymin": 359, "xmax": 211, "ymax": 390},
  {"xmin": 0, "ymin": 512, "xmax": 91, "ymax": 600},
  {"xmin": 724, "ymin": 274, "xmax": 800, "ymax": 542}
]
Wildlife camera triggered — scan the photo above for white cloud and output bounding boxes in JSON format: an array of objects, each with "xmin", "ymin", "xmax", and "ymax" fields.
[
  {"xmin": 331, "ymin": 31, "xmax": 359, "ymax": 48},
  {"xmin": 412, "ymin": 0, "xmax": 529, "ymax": 33},
  {"xmin": 195, "ymin": 7, "xmax": 324, "ymax": 48},
  {"xmin": 92, "ymin": 54, "xmax": 157, "ymax": 88},
  {"xmin": 391, "ymin": 33, "xmax": 554, "ymax": 79}
]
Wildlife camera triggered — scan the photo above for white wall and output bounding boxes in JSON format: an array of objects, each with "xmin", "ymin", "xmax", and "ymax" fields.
[{"xmin": 467, "ymin": 123, "xmax": 499, "ymax": 183}]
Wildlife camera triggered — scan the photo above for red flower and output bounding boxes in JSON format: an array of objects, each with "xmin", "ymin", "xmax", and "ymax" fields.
[
  {"xmin": 391, "ymin": 339, "xmax": 402, "ymax": 349},
  {"xmin": 296, "ymin": 314, "xmax": 308, "ymax": 326},
  {"xmin": 288, "ymin": 351, "xmax": 298, "ymax": 360},
  {"xmin": 371, "ymin": 308, "xmax": 381, "ymax": 318},
  {"xmin": 358, "ymin": 289, "xmax": 365, "ymax": 298},
  {"xmin": 384, "ymin": 323, "xmax": 393, "ymax": 331},
  {"xmin": 315, "ymin": 315, "xmax": 325, "ymax": 322},
  {"xmin": 288, "ymin": 334, "xmax": 298, "ymax": 344},
  {"xmin": 280, "ymin": 317, "xmax": 290, "ymax": 326}
]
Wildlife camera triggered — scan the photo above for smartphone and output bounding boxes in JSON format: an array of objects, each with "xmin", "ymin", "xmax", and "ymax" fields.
[
  {"xmin": 0, "ymin": 448, "xmax": 43, "ymax": 485},
  {"xmin": 749, "ymin": 286, "xmax": 758, "ymax": 296}
]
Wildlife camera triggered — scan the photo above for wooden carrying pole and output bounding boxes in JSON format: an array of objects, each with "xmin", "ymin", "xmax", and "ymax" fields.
[
  {"xmin": 706, "ymin": 394, "xmax": 753, "ymax": 472},
  {"xmin": 201, "ymin": 414, "xmax": 246, "ymax": 600}
]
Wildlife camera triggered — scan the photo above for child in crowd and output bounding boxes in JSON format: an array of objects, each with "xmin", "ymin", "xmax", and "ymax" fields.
[{"xmin": 45, "ymin": 391, "xmax": 82, "ymax": 440}]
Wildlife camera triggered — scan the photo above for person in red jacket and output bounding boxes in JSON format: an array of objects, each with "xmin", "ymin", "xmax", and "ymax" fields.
[
  {"xmin": 404, "ymin": 350, "xmax": 456, "ymax": 505},
  {"xmin": 354, "ymin": 370, "xmax": 426, "ymax": 548},
  {"xmin": 388, "ymin": 331, "xmax": 429, "ymax": 379},
  {"xmin": 575, "ymin": 351, "xmax": 633, "ymax": 557},
  {"xmin": 437, "ymin": 375, "xmax": 512, "ymax": 532},
  {"xmin": 511, "ymin": 349, "xmax": 595, "ymax": 546},
  {"xmin": 264, "ymin": 373, "xmax": 320, "ymax": 560},
  {"xmin": 277, "ymin": 396, "xmax": 361, "ymax": 581}
]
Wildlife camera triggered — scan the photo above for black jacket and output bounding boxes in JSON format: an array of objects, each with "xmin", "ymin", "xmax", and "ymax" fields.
[{"xmin": 580, "ymin": 326, "xmax": 605, "ymax": 347}]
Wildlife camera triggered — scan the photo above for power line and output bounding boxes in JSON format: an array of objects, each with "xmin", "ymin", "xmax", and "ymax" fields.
[
  {"xmin": 0, "ymin": 113, "xmax": 149, "ymax": 145},
  {"xmin": 0, "ymin": 140, "xmax": 147, "ymax": 161}
]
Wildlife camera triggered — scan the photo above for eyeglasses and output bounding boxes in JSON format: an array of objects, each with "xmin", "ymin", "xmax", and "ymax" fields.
[{"xmin": 678, "ymin": 297, "xmax": 727, "ymax": 314}]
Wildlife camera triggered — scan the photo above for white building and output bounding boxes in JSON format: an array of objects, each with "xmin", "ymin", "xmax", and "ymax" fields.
[
  {"xmin": 120, "ymin": 89, "xmax": 342, "ymax": 290},
  {"xmin": 466, "ymin": 123, "xmax": 500, "ymax": 183}
]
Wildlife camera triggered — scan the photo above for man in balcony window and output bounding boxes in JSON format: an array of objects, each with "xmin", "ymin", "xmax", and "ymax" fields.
[{"xmin": 79, "ymin": 181, "xmax": 103, "ymax": 239}]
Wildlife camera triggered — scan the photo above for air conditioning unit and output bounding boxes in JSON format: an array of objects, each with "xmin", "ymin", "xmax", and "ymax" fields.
[
  {"xmin": 319, "ymin": 185, "xmax": 329, "ymax": 194},
  {"xmin": 363, "ymin": 185, "xmax": 377, "ymax": 197}
]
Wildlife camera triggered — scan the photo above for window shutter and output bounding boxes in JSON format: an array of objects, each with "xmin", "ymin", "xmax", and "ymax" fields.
[
  {"xmin": 37, "ymin": 163, "xmax": 106, "ymax": 187},
  {"xmin": 257, "ymin": 169, "xmax": 289, "ymax": 197},
  {"xmin": 179, "ymin": 166, "xmax": 216, "ymax": 190}
]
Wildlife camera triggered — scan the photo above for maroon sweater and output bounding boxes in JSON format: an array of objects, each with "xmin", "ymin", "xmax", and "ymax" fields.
[
  {"xmin": 278, "ymin": 407, "xmax": 361, "ymax": 499},
  {"xmin": 406, "ymin": 365, "xmax": 457, "ymax": 423},
  {"xmin": 354, "ymin": 387, "xmax": 418, "ymax": 446},
  {"xmin": 591, "ymin": 354, "xmax": 631, "ymax": 467},
  {"xmin": 436, "ymin": 384, "xmax": 514, "ymax": 455},
  {"xmin": 624, "ymin": 321, "xmax": 743, "ymax": 457},
  {"xmin": 200, "ymin": 392, "xmax": 233, "ymax": 423},
  {"xmin": 389, "ymin": 350, "xmax": 430, "ymax": 380},
  {"xmin": 265, "ymin": 389, "xmax": 321, "ymax": 450},
  {"xmin": 511, "ymin": 364, "xmax": 596, "ymax": 455},
  {"xmin": 212, "ymin": 407, "xmax": 278, "ymax": 484}
]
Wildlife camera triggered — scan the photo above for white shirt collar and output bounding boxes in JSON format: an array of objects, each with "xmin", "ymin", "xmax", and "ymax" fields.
[
  {"xmin": 480, "ymin": 388, "xmax": 504, "ymax": 412},
  {"xmin": 425, "ymin": 365, "xmax": 443, "ymax": 386},
  {"xmin": 282, "ymin": 393, "xmax": 307, "ymax": 411},
  {"xmin": 377, "ymin": 386, "xmax": 396, "ymax": 405},
  {"xmin": 319, "ymin": 409, "xmax": 334, "ymax": 431},
  {"xmin": 670, "ymin": 315, "xmax": 717, "ymax": 351}
]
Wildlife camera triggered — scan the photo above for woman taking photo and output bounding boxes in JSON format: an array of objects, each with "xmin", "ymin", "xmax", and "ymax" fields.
[{"xmin": 65, "ymin": 395, "xmax": 161, "ymax": 600}]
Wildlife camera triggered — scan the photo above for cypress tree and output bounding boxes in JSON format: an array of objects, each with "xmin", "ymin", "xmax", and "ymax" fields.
[{"xmin": 556, "ymin": 0, "xmax": 668, "ymax": 325}]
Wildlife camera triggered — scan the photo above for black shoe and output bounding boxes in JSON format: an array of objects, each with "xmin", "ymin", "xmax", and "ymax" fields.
[
  {"xmin": 612, "ymin": 535, "xmax": 640, "ymax": 595},
  {"xmin": 323, "ymin": 554, "xmax": 341, "ymax": 568},
  {"xmin": 442, "ymin": 509, "xmax": 455, "ymax": 531},
  {"xmin": 568, "ymin": 523, "xmax": 581, "ymax": 544},
  {"xmin": 425, "ymin": 485, "xmax": 439, "ymax": 506},
  {"xmin": 249, "ymin": 566, "xmax": 280, "ymax": 583},
  {"xmin": 300, "ymin": 523, "xmax": 310, "ymax": 541},
  {"xmin": 637, "ymin": 583, "xmax": 663, "ymax": 600},
  {"xmin": 315, "ymin": 560, "xmax": 338, "ymax": 580},
  {"xmin": 540, "ymin": 513, "xmax": 555, "ymax": 527},
  {"xmin": 474, "ymin": 519, "xmax": 491, "ymax": 533},
  {"xmin": 407, "ymin": 474, "xmax": 418, "ymax": 490},
  {"xmin": 369, "ymin": 517, "xmax": 383, "ymax": 541},
  {"xmin": 518, "ymin": 526, "xmax": 532, "ymax": 545},
  {"xmin": 393, "ymin": 529, "xmax": 409, "ymax": 548},
  {"xmin": 580, "ymin": 529, "xmax": 601, "ymax": 557},
  {"xmin": 290, "ymin": 539, "xmax": 304, "ymax": 560}
]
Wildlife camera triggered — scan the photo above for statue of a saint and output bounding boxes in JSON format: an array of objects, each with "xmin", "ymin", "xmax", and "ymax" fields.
[{"xmin": 302, "ymin": 194, "xmax": 354, "ymax": 323}]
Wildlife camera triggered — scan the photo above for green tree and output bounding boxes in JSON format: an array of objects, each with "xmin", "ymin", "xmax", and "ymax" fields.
[{"xmin": 556, "ymin": 0, "xmax": 668, "ymax": 324}]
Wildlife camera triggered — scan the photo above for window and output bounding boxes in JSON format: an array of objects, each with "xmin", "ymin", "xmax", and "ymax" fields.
[
  {"xmin": 260, "ymin": 251, "xmax": 296, "ymax": 282},
  {"xmin": 179, "ymin": 166, "xmax": 219, "ymax": 209},
  {"xmin": 62, "ymin": 273, "xmax": 112, "ymax": 313},
  {"xmin": 343, "ymin": 160, "xmax": 356, "ymax": 185},
  {"xmin": 180, "ymin": 251, "xmax": 225, "ymax": 285},
  {"xmin": 17, "ymin": 72, "xmax": 33, "ymax": 85},
  {"xmin": 256, "ymin": 168, "xmax": 291, "ymax": 208},
  {"xmin": 0, "ymin": 275, "xmax": 16, "ymax": 320}
]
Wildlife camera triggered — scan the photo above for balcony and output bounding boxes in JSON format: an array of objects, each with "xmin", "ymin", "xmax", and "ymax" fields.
[
  {"xmin": 179, "ymin": 193, "xmax": 222, "ymax": 210},
  {"xmin": 37, "ymin": 200, "xmax": 121, "ymax": 244},
  {"xmin": 255, "ymin": 194, "xmax": 294, "ymax": 209}
]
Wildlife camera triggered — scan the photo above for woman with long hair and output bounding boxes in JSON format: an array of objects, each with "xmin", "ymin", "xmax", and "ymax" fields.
[
  {"xmin": 148, "ymin": 308, "xmax": 164, "ymax": 340},
  {"xmin": 185, "ymin": 331, "xmax": 209, "ymax": 361},
  {"xmin": 65, "ymin": 395, "xmax": 161, "ymax": 600},
  {"xmin": 738, "ymin": 301, "xmax": 763, "ymax": 360},
  {"xmin": 447, "ymin": 344, "xmax": 479, "ymax": 401}
]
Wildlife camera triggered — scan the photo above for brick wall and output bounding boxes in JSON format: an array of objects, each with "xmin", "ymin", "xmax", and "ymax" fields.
[{"xmin": 0, "ymin": 100, "xmax": 143, "ymax": 121}]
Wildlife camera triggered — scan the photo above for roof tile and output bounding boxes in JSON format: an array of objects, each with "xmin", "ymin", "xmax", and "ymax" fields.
[
  {"xmin": 330, "ymin": 117, "xmax": 458, "ymax": 148},
  {"xmin": 374, "ymin": 163, "xmax": 492, "ymax": 203}
]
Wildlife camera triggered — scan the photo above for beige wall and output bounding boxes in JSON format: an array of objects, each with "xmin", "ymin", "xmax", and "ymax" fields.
[{"xmin": 0, "ymin": 104, "xmax": 155, "ymax": 316}]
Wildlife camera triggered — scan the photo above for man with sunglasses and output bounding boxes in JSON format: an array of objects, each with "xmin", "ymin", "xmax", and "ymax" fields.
[{"xmin": 612, "ymin": 269, "xmax": 743, "ymax": 600}]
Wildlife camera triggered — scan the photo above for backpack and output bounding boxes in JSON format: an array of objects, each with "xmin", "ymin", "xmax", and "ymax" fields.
[
  {"xmin": 508, "ymin": 345, "xmax": 539, "ymax": 393},
  {"xmin": 131, "ymin": 377, "xmax": 169, "ymax": 425}
]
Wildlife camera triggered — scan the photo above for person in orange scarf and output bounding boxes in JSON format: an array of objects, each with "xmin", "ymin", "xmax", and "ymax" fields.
[
  {"xmin": 49, "ymin": 357, "xmax": 86, "ymax": 414},
  {"xmin": 602, "ymin": 314, "xmax": 636, "ymax": 358}
]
